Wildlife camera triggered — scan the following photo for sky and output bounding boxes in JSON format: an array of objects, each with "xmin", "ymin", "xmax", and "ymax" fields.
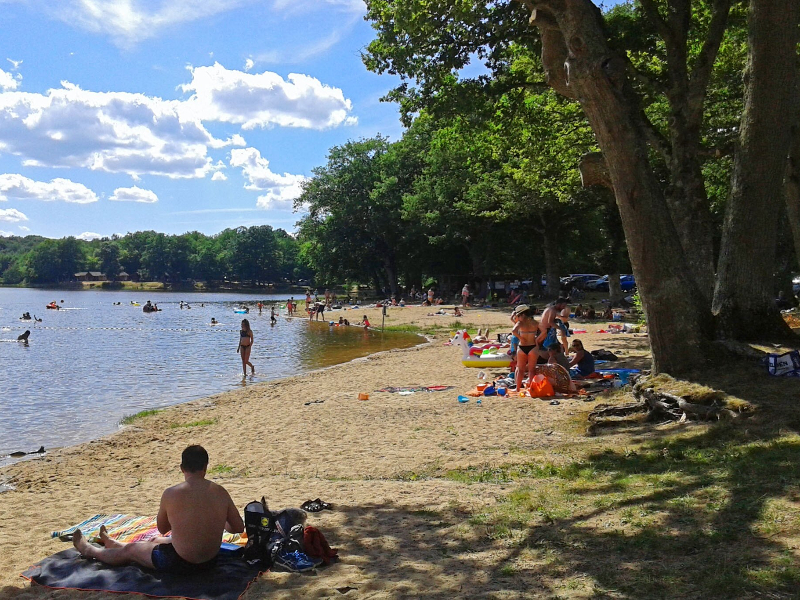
[{"xmin": 0, "ymin": 0, "xmax": 409, "ymax": 240}]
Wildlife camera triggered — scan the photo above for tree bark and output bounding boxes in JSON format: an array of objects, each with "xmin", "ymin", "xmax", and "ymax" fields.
[
  {"xmin": 608, "ymin": 272, "xmax": 623, "ymax": 305},
  {"xmin": 712, "ymin": 0, "xmax": 800, "ymax": 339},
  {"xmin": 784, "ymin": 90, "xmax": 800, "ymax": 270},
  {"xmin": 528, "ymin": 1, "xmax": 712, "ymax": 374},
  {"xmin": 542, "ymin": 223, "xmax": 561, "ymax": 298}
]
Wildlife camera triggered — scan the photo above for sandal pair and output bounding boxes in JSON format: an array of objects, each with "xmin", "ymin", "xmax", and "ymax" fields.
[{"xmin": 301, "ymin": 498, "xmax": 332, "ymax": 512}]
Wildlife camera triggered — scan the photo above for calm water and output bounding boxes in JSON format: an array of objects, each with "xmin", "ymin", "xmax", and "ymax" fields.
[{"xmin": 0, "ymin": 288, "xmax": 421, "ymax": 463}]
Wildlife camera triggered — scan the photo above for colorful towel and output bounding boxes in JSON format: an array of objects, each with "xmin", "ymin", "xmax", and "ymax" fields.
[
  {"xmin": 53, "ymin": 514, "xmax": 247, "ymax": 546},
  {"xmin": 376, "ymin": 385, "xmax": 454, "ymax": 393}
]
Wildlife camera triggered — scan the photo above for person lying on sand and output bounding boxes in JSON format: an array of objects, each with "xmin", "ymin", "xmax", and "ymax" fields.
[{"xmin": 72, "ymin": 445, "xmax": 244, "ymax": 573}]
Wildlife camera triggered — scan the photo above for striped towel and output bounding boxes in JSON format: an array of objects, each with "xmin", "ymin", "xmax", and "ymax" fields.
[{"xmin": 52, "ymin": 514, "xmax": 247, "ymax": 546}]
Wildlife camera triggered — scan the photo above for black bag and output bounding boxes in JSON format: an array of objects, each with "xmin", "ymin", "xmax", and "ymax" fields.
[
  {"xmin": 267, "ymin": 511, "xmax": 306, "ymax": 560},
  {"xmin": 243, "ymin": 497, "xmax": 276, "ymax": 565},
  {"xmin": 591, "ymin": 349, "xmax": 619, "ymax": 361}
]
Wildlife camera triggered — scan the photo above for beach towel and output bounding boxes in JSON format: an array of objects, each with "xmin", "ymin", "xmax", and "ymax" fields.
[
  {"xmin": 376, "ymin": 385, "xmax": 454, "ymax": 393},
  {"xmin": 53, "ymin": 514, "xmax": 247, "ymax": 546},
  {"xmin": 21, "ymin": 548, "xmax": 261, "ymax": 600}
]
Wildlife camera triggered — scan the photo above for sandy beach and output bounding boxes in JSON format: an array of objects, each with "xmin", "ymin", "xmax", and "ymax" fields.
[{"xmin": 0, "ymin": 304, "xmax": 651, "ymax": 599}]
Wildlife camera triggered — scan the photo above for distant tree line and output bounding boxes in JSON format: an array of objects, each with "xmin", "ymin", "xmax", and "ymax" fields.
[{"xmin": 0, "ymin": 226, "xmax": 311, "ymax": 286}]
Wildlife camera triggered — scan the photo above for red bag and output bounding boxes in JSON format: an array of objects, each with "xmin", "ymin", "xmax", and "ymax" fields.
[{"xmin": 528, "ymin": 374, "xmax": 554, "ymax": 398}]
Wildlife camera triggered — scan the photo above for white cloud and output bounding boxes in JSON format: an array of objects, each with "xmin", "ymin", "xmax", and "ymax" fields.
[
  {"xmin": 0, "ymin": 68, "xmax": 19, "ymax": 91},
  {"xmin": 18, "ymin": 224, "xmax": 29, "ymax": 231},
  {"xmin": 0, "ymin": 230, "xmax": 12, "ymax": 237},
  {"xmin": 6, "ymin": 59, "xmax": 22, "ymax": 70},
  {"xmin": 0, "ymin": 207, "xmax": 28, "ymax": 222},
  {"xmin": 0, "ymin": 174, "xmax": 98, "ymax": 203},
  {"xmin": 0, "ymin": 82, "xmax": 238, "ymax": 178},
  {"xmin": 109, "ymin": 185, "xmax": 158, "ymax": 203},
  {"xmin": 53, "ymin": 0, "xmax": 247, "ymax": 47},
  {"xmin": 211, "ymin": 171, "xmax": 227, "ymax": 181},
  {"xmin": 244, "ymin": 58, "xmax": 254, "ymax": 72},
  {"xmin": 76, "ymin": 231, "xmax": 102, "ymax": 241},
  {"xmin": 230, "ymin": 147, "xmax": 305, "ymax": 210},
  {"xmin": 181, "ymin": 63, "xmax": 356, "ymax": 130}
]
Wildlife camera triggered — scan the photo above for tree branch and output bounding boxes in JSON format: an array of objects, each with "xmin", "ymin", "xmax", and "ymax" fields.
[
  {"xmin": 687, "ymin": 0, "xmax": 733, "ymax": 115},
  {"xmin": 638, "ymin": 0, "xmax": 673, "ymax": 46}
]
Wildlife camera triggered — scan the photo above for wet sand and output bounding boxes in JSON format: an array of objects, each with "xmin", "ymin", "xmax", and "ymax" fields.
[{"xmin": 0, "ymin": 304, "xmax": 650, "ymax": 599}]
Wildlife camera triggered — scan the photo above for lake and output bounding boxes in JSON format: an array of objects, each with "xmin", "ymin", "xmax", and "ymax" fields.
[{"xmin": 0, "ymin": 288, "xmax": 422, "ymax": 464}]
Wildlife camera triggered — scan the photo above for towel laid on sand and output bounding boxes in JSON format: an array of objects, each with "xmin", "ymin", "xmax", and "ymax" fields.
[
  {"xmin": 52, "ymin": 514, "xmax": 246, "ymax": 546},
  {"xmin": 22, "ymin": 548, "xmax": 261, "ymax": 600},
  {"xmin": 376, "ymin": 385, "xmax": 454, "ymax": 393}
]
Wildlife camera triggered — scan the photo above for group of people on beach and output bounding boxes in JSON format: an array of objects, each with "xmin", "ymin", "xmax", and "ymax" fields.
[{"xmin": 510, "ymin": 298, "xmax": 595, "ymax": 392}]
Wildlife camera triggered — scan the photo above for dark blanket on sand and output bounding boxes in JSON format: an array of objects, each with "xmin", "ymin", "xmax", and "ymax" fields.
[{"xmin": 22, "ymin": 548, "xmax": 262, "ymax": 600}]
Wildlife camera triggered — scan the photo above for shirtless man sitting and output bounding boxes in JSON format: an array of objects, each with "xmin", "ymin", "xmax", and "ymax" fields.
[
  {"xmin": 72, "ymin": 445, "xmax": 244, "ymax": 573},
  {"xmin": 537, "ymin": 298, "xmax": 569, "ymax": 352}
]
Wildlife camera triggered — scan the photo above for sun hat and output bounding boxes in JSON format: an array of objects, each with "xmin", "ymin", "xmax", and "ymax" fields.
[{"xmin": 512, "ymin": 304, "xmax": 530, "ymax": 316}]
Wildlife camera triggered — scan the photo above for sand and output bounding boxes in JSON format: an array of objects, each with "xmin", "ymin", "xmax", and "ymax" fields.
[{"xmin": 0, "ymin": 304, "xmax": 650, "ymax": 599}]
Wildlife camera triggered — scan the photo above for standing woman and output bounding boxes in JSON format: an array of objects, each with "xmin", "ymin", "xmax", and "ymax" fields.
[
  {"xmin": 238, "ymin": 319, "xmax": 254, "ymax": 376},
  {"xmin": 511, "ymin": 305, "xmax": 540, "ymax": 395}
]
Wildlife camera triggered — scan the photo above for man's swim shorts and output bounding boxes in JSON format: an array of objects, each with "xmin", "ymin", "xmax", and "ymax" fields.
[{"xmin": 151, "ymin": 543, "xmax": 217, "ymax": 574}]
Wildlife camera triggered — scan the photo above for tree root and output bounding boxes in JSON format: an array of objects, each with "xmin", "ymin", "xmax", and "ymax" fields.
[{"xmin": 586, "ymin": 377, "xmax": 741, "ymax": 435}]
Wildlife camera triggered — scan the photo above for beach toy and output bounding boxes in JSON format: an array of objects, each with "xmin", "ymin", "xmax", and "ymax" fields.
[
  {"xmin": 476, "ymin": 383, "xmax": 488, "ymax": 393},
  {"xmin": 358, "ymin": 393, "xmax": 369, "ymax": 401},
  {"xmin": 453, "ymin": 330, "xmax": 513, "ymax": 368},
  {"xmin": 457, "ymin": 395, "xmax": 470, "ymax": 403},
  {"xmin": 476, "ymin": 399, "xmax": 482, "ymax": 405},
  {"xmin": 496, "ymin": 382, "xmax": 507, "ymax": 396},
  {"xmin": 573, "ymin": 329, "xmax": 587, "ymax": 334}
]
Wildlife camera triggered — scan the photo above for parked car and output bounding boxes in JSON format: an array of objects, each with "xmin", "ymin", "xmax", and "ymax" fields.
[
  {"xmin": 593, "ymin": 274, "xmax": 636, "ymax": 293},
  {"xmin": 561, "ymin": 274, "xmax": 602, "ymax": 291}
]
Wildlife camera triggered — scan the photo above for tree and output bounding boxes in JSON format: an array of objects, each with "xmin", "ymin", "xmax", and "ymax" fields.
[
  {"xmin": 99, "ymin": 242, "xmax": 121, "ymax": 281},
  {"xmin": 362, "ymin": 0, "xmax": 800, "ymax": 373},
  {"xmin": 297, "ymin": 137, "xmax": 415, "ymax": 296}
]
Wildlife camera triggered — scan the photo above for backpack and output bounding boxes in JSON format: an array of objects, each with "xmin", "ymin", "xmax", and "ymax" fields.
[{"xmin": 243, "ymin": 497, "xmax": 276, "ymax": 565}]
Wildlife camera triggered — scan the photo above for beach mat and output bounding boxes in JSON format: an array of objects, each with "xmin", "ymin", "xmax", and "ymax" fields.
[
  {"xmin": 53, "ymin": 514, "xmax": 246, "ymax": 546},
  {"xmin": 22, "ymin": 548, "xmax": 261, "ymax": 600}
]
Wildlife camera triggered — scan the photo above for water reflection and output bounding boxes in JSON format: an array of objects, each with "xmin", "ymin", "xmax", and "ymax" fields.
[{"xmin": 0, "ymin": 289, "xmax": 421, "ymax": 461}]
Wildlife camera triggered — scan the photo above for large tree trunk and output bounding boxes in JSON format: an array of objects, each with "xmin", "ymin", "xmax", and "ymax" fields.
[
  {"xmin": 527, "ymin": 2, "xmax": 712, "ymax": 374},
  {"xmin": 712, "ymin": 0, "xmax": 800, "ymax": 340},
  {"xmin": 608, "ymin": 272, "xmax": 623, "ymax": 306},
  {"xmin": 637, "ymin": 0, "xmax": 731, "ymax": 303},
  {"xmin": 785, "ymin": 93, "xmax": 800, "ymax": 269},
  {"xmin": 542, "ymin": 225, "xmax": 561, "ymax": 298}
]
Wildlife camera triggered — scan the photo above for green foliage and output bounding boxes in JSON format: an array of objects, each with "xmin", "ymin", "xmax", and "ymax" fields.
[{"xmin": 0, "ymin": 226, "xmax": 305, "ymax": 285}]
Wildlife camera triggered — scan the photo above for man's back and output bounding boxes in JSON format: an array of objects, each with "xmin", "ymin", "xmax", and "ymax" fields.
[{"xmin": 161, "ymin": 479, "xmax": 237, "ymax": 563}]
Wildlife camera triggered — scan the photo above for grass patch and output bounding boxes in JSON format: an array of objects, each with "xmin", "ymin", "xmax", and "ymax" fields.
[
  {"xmin": 208, "ymin": 464, "xmax": 234, "ymax": 475},
  {"xmin": 447, "ymin": 432, "xmax": 800, "ymax": 598},
  {"xmin": 119, "ymin": 409, "xmax": 163, "ymax": 425},
  {"xmin": 169, "ymin": 418, "xmax": 217, "ymax": 429}
]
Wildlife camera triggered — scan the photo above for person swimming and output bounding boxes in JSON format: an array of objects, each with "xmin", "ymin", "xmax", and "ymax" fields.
[
  {"xmin": 210, "ymin": 318, "xmax": 218, "ymax": 325},
  {"xmin": 17, "ymin": 330, "xmax": 30, "ymax": 343}
]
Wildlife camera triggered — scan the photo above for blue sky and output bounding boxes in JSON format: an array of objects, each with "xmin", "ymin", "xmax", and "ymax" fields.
[{"xmin": 0, "ymin": 0, "xmax": 408, "ymax": 239}]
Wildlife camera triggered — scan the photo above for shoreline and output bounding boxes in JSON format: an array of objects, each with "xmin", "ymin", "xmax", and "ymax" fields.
[{"xmin": 0, "ymin": 305, "xmax": 652, "ymax": 598}]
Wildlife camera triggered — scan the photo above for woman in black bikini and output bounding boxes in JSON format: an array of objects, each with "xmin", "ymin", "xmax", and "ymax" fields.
[
  {"xmin": 238, "ymin": 319, "xmax": 254, "ymax": 376},
  {"xmin": 511, "ymin": 305, "xmax": 540, "ymax": 395}
]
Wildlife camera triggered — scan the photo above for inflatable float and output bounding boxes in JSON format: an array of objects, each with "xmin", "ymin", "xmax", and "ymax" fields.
[
  {"xmin": 234, "ymin": 309, "xmax": 248, "ymax": 314},
  {"xmin": 452, "ymin": 330, "xmax": 513, "ymax": 368}
]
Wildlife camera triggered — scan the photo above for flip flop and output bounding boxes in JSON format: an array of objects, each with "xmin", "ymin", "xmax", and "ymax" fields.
[
  {"xmin": 301, "ymin": 498, "xmax": 332, "ymax": 512},
  {"xmin": 549, "ymin": 400, "xmax": 561, "ymax": 406}
]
